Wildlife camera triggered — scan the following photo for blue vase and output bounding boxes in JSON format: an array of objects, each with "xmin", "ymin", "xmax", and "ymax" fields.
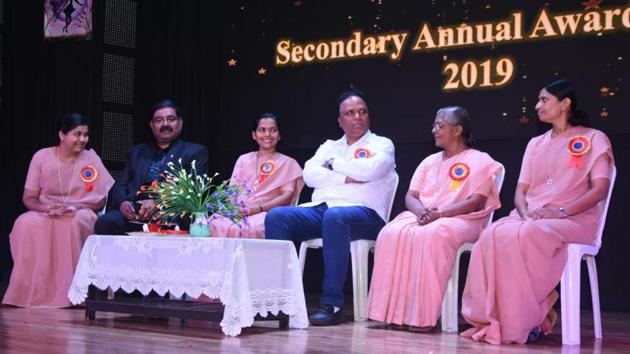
[{"xmin": 189, "ymin": 212, "xmax": 211, "ymax": 237}]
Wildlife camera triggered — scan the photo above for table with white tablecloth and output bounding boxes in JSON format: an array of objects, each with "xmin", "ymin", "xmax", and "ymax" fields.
[{"xmin": 68, "ymin": 235, "xmax": 309, "ymax": 336}]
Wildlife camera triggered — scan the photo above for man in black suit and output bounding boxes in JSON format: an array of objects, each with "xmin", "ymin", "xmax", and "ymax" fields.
[{"xmin": 95, "ymin": 99, "xmax": 208, "ymax": 234}]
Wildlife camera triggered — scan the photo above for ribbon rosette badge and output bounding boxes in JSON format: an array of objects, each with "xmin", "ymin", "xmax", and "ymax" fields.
[
  {"xmin": 258, "ymin": 160, "xmax": 276, "ymax": 184},
  {"xmin": 448, "ymin": 162, "xmax": 470, "ymax": 192},
  {"xmin": 80, "ymin": 165, "xmax": 98, "ymax": 192},
  {"xmin": 354, "ymin": 148, "xmax": 372, "ymax": 158},
  {"xmin": 567, "ymin": 136, "xmax": 591, "ymax": 168}
]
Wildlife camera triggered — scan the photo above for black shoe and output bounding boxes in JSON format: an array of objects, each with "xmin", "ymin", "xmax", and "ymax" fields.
[
  {"xmin": 309, "ymin": 304, "xmax": 342, "ymax": 326},
  {"xmin": 526, "ymin": 327, "xmax": 543, "ymax": 343}
]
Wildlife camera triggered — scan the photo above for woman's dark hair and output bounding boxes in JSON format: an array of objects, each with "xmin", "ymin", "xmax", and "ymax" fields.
[
  {"xmin": 252, "ymin": 112, "xmax": 280, "ymax": 133},
  {"xmin": 336, "ymin": 89, "xmax": 368, "ymax": 115},
  {"xmin": 58, "ymin": 113, "xmax": 89, "ymax": 134},
  {"xmin": 437, "ymin": 106, "xmax": 476, "ymax": 148},
  {"xmin": 152, "ymin": 98, "xmax": 182, "ymax": 119},
  {"xmin": 543, "ymin": 79, "xmax": 589, "ymax": 127}
]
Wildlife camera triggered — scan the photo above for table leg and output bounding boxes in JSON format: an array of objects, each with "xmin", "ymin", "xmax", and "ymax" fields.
[
  {"xmin": 278, "ymin": 313, "xmax": 289, "ymax": 329},
  {"xmin": 86, "ymin": 285, "xmax": 97, "ymax": 320}
]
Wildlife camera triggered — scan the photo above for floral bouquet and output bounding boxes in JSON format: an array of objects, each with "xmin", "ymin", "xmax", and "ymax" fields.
[{"xmin": 148, "ymin": 159, "xmax": 244, "ymax": 235}]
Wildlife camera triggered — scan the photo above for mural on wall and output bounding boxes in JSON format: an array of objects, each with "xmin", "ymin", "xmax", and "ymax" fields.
[{"xmin": 44, "ymin": 0, "xmax": 92, "ymax": 39}]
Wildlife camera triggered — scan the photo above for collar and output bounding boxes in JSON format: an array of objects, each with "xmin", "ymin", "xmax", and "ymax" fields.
[
  {"xmin": 152, "ymin": 137, "xmax": 181, "ymax": 152},
  {"xmin": 338, "ymin": 130, "xmax": 372, "ymax": 147}
]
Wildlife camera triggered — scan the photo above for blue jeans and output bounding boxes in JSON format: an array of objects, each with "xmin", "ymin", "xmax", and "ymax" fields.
[{"xmin": 265, "ymin": 203, "xmax": 385, "ymax": 308}]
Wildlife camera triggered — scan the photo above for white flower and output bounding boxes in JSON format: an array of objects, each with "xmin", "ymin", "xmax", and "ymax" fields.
[{"xmin": 192, "ymin": 160, "xmax": 196, "ymax": 170}]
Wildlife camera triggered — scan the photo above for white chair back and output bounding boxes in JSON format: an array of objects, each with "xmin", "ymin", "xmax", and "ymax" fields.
[
  {"xmin": 486, "ymin": 163, "xmax": 505, "ymax": 228},
  {"xmin": 560, "ymin": 164, "xmax": 616, "ymax": 345},
  {"xmin": 441, "ymin": 161, "xmax": 506, "ymax": 332},
  {"xmin": 384, "ymin": 172, "xmax": 399, "ymax": 222},
  {"xmin": 591, "ymin": 165, "xmax": 616, "ymax": 249}
]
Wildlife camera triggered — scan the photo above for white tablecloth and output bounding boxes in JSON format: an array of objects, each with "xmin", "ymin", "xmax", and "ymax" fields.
[{"xmin": 68, "ymin": 235, "xmax": 309, "ymax": 336}]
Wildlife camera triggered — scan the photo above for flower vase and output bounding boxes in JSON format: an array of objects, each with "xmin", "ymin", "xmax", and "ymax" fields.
[{"xmin": 189, "ymin": 212, "xmax": 211, "ymax": 237}]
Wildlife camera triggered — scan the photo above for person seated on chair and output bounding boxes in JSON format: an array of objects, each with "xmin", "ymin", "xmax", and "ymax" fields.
[
  {"xmin": 94, "ymin": 99, "xmax": 208, "ymax": 235},
  {"xmin": 460, "ymin": 79, "xmax": 615, "ymax": 345},
  {"xmin": 366, "ymin": 106, "xmax": 502, "ymax": 332},
  {"xmin": 210, "ymin": 113, "xmax": 303, "ymax": 238},
  {"xmin": 3, "ymin": 113, "xmax": 114, "ymax": 308},
  {"xmin": 265, "ymin": 89, "xmax": 397, "ymax": 326}
]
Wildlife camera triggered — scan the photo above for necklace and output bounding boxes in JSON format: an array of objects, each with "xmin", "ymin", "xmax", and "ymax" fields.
[
  {"xmin": 56, "ymin": 147, "xmax": 79, "ymax": 204},
  {"xmin": 255, "ymin": 151, "xmax": 276, "ymax": 185},
  {"xmin": 545, "ymin": 130, "xmax": 569, "ymax": 186}
]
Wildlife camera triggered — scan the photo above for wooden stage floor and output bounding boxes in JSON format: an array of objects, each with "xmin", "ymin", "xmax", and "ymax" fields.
[{"xmin": 1, "ymin": 301, "xmax": 629, "ymax": 354}]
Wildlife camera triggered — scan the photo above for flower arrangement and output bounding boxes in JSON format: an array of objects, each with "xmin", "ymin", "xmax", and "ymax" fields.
[{"xmin": 147, "ymin": 159, "xmax": 244, "ymax": 233}]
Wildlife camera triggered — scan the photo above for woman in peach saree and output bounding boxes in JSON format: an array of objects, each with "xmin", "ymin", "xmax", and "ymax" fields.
[
  {"xmin": 367, "ymin": 106, "xmax": 502, "ymax": 331},
  {"xmin": 461, "ymin": 79, "xmax": 614, "ymax": 344},
  {"xmin": 210, "ymin": 113, "xmax": 303, "ymax": 238},
  {"xmin": 3, "ymin": 113, "xmax": 114, "ymax": 308}
]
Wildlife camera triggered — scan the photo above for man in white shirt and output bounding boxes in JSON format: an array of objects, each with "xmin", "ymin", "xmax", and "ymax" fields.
[{"xmin": 265, "ymin": 90, "xmax": 397, "ymax": 325}]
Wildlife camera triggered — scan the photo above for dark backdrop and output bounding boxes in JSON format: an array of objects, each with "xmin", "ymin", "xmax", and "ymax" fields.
[{"xmin": 1, "ymin": 0, "xmax": 629, "ymax": 311}]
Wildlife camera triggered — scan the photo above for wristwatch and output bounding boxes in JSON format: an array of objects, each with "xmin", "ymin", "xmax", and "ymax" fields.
[
  {"xmin": 325, "ymin": 158, "xmax": 335, "ymax": 170},
  {"xmin": 557, "ymin": 207, "xmax": 568, "ymax": 218}
]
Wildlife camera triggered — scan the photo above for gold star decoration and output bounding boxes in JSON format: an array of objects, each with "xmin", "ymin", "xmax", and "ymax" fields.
[
  {"xmin": 599, "ymin": 86, "xmax": 609, "ymax": 95},
  {"xmin": 258, "ymin": 67, "xmax": 267, "ymax": 75},
  {"xmin": 227, "ymin": 58, "xmax": 237, "ymax": 66},
  {"xmin": 519, "ymin": 116, "xmax": 530, "ymax": 124},
  {"xmin": 582, "ymin": 0, "xmax": 602, "ymax": 10},
  {"xmin": 600, "ymin": 109, "xmax": 609, "ymax": 119}
]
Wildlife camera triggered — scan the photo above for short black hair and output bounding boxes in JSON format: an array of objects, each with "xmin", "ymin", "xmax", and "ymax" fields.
[
  {"xmin": 58, "ymin": 113, "xmax": 88, "ymax": 133},
  {"xmin": 336, "ymin": 89, "xmax": 368, "ymax": 115},
  {"xmin": 252, "ymin": 113, "xmax": 280, "ymax": 133},
  {"xmin": 152, "ymin": 99, "xmax": 182, "ymax": 119},
  {"xmin": 543, "ymin": 79, "xmax": 589, "ymax": 127}
]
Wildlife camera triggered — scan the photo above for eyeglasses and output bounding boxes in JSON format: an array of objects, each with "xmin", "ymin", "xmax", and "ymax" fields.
[
  {"xmin": 432, "ymin": 122, "xmax": 452, "ymax": 130},
  {"xmin": 340, "ymin": 108, "xmax": 368, "ymax": 118},
  {"xmin": 152, "ymin": 115, "xmax": 179, "ymax": 124}
]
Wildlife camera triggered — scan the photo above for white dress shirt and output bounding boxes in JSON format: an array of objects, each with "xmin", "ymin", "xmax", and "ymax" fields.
[{"xmin": 302, "ymin": 130, "xmax": 397, "ymax": 221}]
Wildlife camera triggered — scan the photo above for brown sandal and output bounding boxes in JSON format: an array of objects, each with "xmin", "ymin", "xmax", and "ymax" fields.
[{"xmin": 540, "ymin": 307, "xmax": 558, "ymax": 335}]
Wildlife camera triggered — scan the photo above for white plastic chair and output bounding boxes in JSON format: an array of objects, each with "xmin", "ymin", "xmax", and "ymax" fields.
[
  {"xmin": 298, "ymin": 173, "xmax": 399, "ymax": 321},
  {"xmin": 441, "ymin": 163, "xmax": 506, "ymax": 332},
  {"xmin": 560, "ymin": 166, "xmax": 616, "ymax": 345}
]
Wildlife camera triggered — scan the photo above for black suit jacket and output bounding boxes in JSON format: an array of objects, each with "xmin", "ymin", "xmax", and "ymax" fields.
[{"xmin": 110, "ymin": 139, "xmax": 209, "ymax": 210}]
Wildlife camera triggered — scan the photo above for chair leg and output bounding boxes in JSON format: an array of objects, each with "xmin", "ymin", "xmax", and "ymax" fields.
[
  {"xmin": 298, "ymin": 242, "xmax": 308, "ymax": 276},
  {"xmin": 441, "ymin": 248, "xmax": 462, "ymax": 332},
  {"xmin": 351, "ymin": 241, "xmax": 370, "ymax": 321},
  {"xmin": 561, "ymin": 248, "xmax": 583, "ymax": 345},
  {"xmin": 586, "ymin": 256, "xmax": 603, "ymax": 339}
]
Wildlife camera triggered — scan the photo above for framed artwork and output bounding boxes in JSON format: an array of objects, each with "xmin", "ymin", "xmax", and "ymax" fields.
[{"xmin": 44, "ymin": 0, "xmax": 92, "ymax": 40}]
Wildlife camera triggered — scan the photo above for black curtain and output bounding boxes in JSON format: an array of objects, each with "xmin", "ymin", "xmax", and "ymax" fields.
[
  {"xmin": 134, "ymin": 0, "xmax": 223, "ymax": 171},
  {"xmin": 0, "ymin": 0, "xmax": 104, "ymax": 282}
]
